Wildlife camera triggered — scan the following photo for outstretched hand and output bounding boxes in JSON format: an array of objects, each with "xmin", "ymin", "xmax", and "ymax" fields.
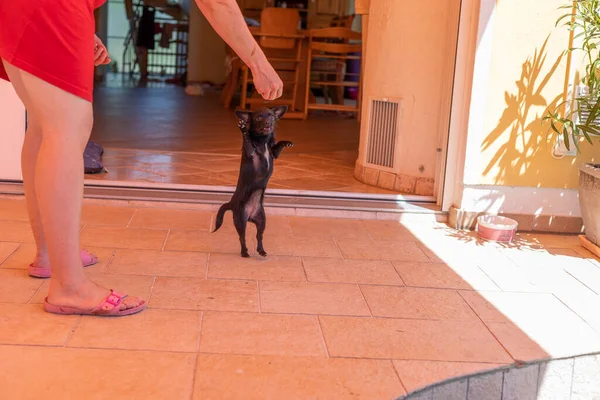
[
  {"xmin": 94, "ymin": 34, "xmax": 111, "ymax": 66},
  {"xmin": 251, "ymin": 58, "xmax": 283, "ymax": 101}
]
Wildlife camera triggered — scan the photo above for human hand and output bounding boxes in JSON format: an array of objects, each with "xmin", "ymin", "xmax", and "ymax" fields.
[
  {"xmin": 94, "ymin": 34, "xmax": 111, "ymax": 66},
  {"xmin": 251, "ymin": 59, "xmax": 283, "ymax": 101}
]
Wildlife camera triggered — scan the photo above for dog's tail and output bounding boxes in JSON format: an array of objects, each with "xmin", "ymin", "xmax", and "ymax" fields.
[{"xmin": 212, "ymin": 202, "xmax": 231, "ymax": 233}]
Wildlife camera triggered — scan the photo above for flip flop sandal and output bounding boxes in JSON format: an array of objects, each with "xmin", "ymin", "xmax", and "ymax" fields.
[
  {"xmin": 29, "ymin": 249, "xmax": 99, "ymax": 279},
  {"xmin": 43, "ymin": 290, "xmax": 146, "ymax": 317}
]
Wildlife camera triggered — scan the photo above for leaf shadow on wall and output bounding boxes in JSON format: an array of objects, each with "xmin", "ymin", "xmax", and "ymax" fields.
[{"xmin": 481, "ymin": 36, "xmax": 565, "ymax": 186}]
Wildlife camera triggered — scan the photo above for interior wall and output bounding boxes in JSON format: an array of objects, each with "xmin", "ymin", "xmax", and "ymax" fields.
[
  {"xmin": 356, "ymin": 0, "xmax": 462, "ymax": 195},
  {"xmin": 187, "ymin": 3, "xmax": 227, "ymax": 84}
]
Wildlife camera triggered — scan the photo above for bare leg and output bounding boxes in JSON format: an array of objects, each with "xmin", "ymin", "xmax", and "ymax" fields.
[
  {"xmin": 2, "ymin": 60, "xmax": 144, "ymax": 311},
  {"xmin": 21, "ymin": 117, "xmax": 97, "ymax": 269}
]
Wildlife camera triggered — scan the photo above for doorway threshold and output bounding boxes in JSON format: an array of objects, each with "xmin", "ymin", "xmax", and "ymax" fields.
[{"xmin": 0, "ymin": 180, "xmax": 446, "ymax": 222}]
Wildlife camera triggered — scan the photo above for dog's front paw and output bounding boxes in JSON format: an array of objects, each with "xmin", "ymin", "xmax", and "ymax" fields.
[
  {"xmin": 241, "ymin": 251, "xmax": 251, "ymax": 258},
  {"xmin": 258, "ymin": 249, "xmax": 267, "ymax": 257},
  {"xmin": 284, "ymin": 141, "xmax": 294, "ymax": 148}
]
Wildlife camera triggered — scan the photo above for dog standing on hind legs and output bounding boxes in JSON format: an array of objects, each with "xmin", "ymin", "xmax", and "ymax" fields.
[{"xmin": 212, "ymin": 106, "xmax": 293, "ymax": 257}]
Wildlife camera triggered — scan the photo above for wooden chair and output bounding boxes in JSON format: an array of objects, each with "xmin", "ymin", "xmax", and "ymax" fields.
[
  {"xmin": 304, "ymin": 27, "xmax": 362, "ymax": 120},
  {"xmin": 331, "ymin": 14, "xmax": 355, "ymax": 29},
  {"xmin": 239, "ymin": 8, "xmax": 304, "ymax": 118}
]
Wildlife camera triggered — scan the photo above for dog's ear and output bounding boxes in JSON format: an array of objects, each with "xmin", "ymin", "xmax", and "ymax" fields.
[
  {"xmin": 271, "ymin": 106, "xmax": 288, "ymax": 120},
  {"xmin": 235, "ymin": 111, "xmax": 252, "ymax": 133}
]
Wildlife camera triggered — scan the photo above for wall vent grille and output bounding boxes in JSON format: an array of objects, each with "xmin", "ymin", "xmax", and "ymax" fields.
[{"xmin": 366, "ymin": 99, "xmax": 400, "ymax": 168}]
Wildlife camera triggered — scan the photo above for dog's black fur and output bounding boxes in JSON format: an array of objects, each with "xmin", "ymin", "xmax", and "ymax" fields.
[{"xmin": 212, "ymin": 106, "xmax": 293, "ymax": 257}]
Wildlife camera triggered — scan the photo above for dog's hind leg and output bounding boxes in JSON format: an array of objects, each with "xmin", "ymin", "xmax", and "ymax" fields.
[
  {"xmin": 233, "ymin": 209, "xmax": 250, "ymax": 258},
  {"xmin": 251, "ymin": 207, "xmax": 267, "ymax": 257}
]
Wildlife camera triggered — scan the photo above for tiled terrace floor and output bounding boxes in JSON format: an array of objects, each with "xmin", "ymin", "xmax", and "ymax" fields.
[{"xmin": 1, "ymin": 197, "xmax": 600, "ymax": 399}]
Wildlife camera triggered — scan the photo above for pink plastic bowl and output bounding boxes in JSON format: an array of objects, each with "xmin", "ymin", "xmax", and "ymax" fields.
[{"xmin": 476, "ymin": 215, "xmax": 518, "ymax": 243}]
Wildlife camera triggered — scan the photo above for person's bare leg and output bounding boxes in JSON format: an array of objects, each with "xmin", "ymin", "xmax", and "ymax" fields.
[
  {"xmin": 2, "ymin": 60, "xmax": 143, "ymax": 311},
  {"xmin": 21, "ymin": 117, "xmax": 97, "ymax": 269}
]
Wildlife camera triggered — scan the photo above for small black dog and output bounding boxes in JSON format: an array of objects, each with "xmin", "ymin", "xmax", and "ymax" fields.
[{"xmin": 213, "ymin": 106, "xmax": 293, "ymax": 257}]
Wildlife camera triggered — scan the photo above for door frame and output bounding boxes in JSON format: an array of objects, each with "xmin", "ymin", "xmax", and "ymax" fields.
[{"xmin": 0, "ymin": 0, "xmax": 483, "ymax": 211}]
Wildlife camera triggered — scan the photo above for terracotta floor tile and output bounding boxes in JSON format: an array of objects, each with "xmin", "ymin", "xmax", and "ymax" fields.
[
  {"xmin": 319, "ymin": 316, "xmax": 512, "ymax": 363},
  {"xmin": 0, "ymin": 220, "xmax": 35, "ymax": 243},
  {"xmin": 0, "ymin": 243, "xmax": 36, "ymax": 270},
  {"xmin": 393, "ymin": 360, "xmax": 504, "ymax": 393},
  {"xmin": 0, "ymin": 198, "xmax": 29, "ymax": 221},
  {"xmin": 208, "ymin": 253, "xmax": 305, "ymax": 282},
  {"xmin": 261, "ymin": 235, "xmax": 342, "ymax": 258},
  {"xmin": 80, "ymin": 226, "xmax": 168, "ymax": 250},
  {"xmin": 193, "ymin": 354, "xmax": 405, "ymax": 400},
  {"xmin": 165, "ymin": 230, "xmax": 250, "ymax": 255},
  {"xmin": 0, "ymin": 269, "xmax": 44, "ymax": 303},
  {"xmin": 516, "ymin": 233, "xmax": 581, "ymax": 249},
  {"xmin": 260, "ymin": 281, "xmax": 370, "ymax": 316},
  {"xmin": 253, "ymin": 215, "xmax": 294, "ymax": 239},
  {"xmin": 107, "ymin": 249, "xmax": 208, "ymax": 278},
  {"xmin": 0, "ymin": 304, "xmax": 78, "ymax": 346},
  {"xmin": 199, "ymin": 311, "xmax": 325, "ymax": 357},
  {"xmin": 0, "ymin": 243, "xmax": 110, "ymax": 274},
  {"xmin": 195, "ymin": 160, "xmax": 241, "ymax": 172},
  {"xmin": 0, "ymin": 242, "xmax": 19, "ymax": 265},
  {"xmin": 150, "ymin": 277, "xmax": 258, "ymax": 312},
  {"xmin": 361, "ymin": 286, "xmax": 478, "ymax": 321},
  {"xmin": 0, "ymin": 345, "xmax": 196, "ymax": 400},
  {"xmin": 460, "ymin": 291, "xmax": 600, "ymax": 359},
  {"xmin": 288, "ymin": 217, "xmax": 371, "ymax": 240},
  {"xmin": 336, "ymin": 238, "xmax": 429, "ymax": 262},
  {"xmin": 270, "ymin": 166, "xmax": 318, "ymax": 180},
  {"xmin": 393, "ymin": 261, "xmax": 499, "ymax": 290},
  {"xmin": 361, "ymin": 220, "xmax": 418, "ymax": 242},
  {"xmin": 485, "ymin": 322, "xmax": 549, "ymax": 361},
  {"xmin": 81, "ymin": 205, "xmax": 135, "ymax": 227},
  {"xmin": 31, "ymin": 274, "xmax": 155, "ymax": 304},
  {"xmin": 303, "ymin": 257, "xmax": 403, "ymax": 285},
  {"xmin": 68, "ymin": 308, "xmax": 202, "ymax": 352},
  {"xmin": 129, "ymin": 208, "xmax": 213, "ymax": 230},
  {"xmin": 270, "ymin": 177, "xmax": 347, "ymax": 191}
]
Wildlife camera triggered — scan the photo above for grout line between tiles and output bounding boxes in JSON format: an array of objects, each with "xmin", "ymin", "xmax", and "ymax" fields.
[
  {"xmin": 316, "ymin": 316, "xmax": 331, "ymax": 358},
  {"xmin": 551, "ymin": 293, "xmax": 598, "ymax": 333},
  {"xmin": 257, "ymin": 281, "xmax": 262, "ymax": 313},
  {"xmin": 161, "ymin": 229, "xmax": 171, "ymax": 251},
  {"xmin": 388, "ymin": 260, "xmax": 407, "ymax": 286},
  {"xmin": 0, "ymin": 242, "xmax": 21, "ymax": 267},
  {"xmin": 332, "ymin": 238, "xmax": 345, "ymax": 259},
  {"xmin": 457, "ymin": 291, "xmax": 516, "ymax": 362},
  {"xmin": 205, "ymin": 253, "xmax": 211, "ymax": 279},
  {"xmin": 299, "ymin": 257, "xmax": 310, "ymax": 282},
  {"xmin": 357, "ymin": 285, "xmax": 374, "ymax": 317},
  {"xmin": 188, "ymin": 312, "xmax": 203, "ymax": 400},
  {"xmin": 63, "ymin": 316, "xmax": 83, "ymax": 348},
  {"xmin": 391, "ymin": 360, "xmax": 410, "ymax": 396},
  {"xmin": 27, "ymin": 280, "xmax": 47, "ymax": 304},
  {"xmin": 126, "ymin": 209, "xmax": 138, "ymax": 227}
]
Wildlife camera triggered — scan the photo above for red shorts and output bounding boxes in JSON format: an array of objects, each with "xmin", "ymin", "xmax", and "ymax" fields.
[{"xmin": 0, "ymin": 0, "xmax": 107, "ymax": 102}]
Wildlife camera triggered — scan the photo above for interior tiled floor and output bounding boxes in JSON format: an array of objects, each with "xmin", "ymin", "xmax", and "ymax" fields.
[
  {"xmin": 1, "ymin": 196, "xmax": 600, "ymax": 399},
  {"xmin": 87, "ymin": 87, "xmax": 402, "ymax": 195}
]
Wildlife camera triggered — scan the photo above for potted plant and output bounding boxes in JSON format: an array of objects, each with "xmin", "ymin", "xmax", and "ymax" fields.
[{"xmin": 545, "ymin": 0, "xmax": 600, "ymax": 247}]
